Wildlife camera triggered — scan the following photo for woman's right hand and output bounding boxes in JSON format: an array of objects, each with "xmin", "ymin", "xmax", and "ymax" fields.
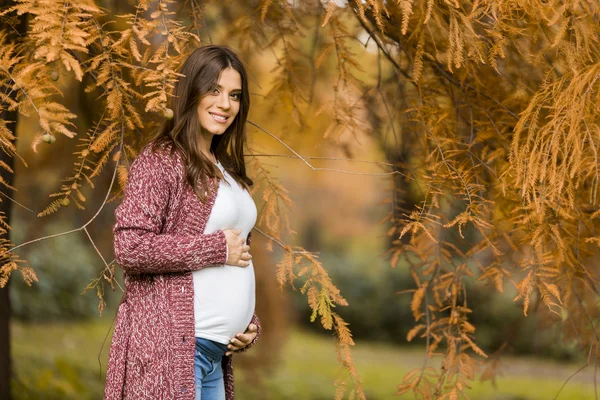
[{"xmin": 223, "ymin": 229, "xmax": 252, "ymax": 267}]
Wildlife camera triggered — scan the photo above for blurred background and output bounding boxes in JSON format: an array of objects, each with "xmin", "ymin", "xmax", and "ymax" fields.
[{"xmin": 4, "ymin": 1, "xmax": 599, "ymax": 399}]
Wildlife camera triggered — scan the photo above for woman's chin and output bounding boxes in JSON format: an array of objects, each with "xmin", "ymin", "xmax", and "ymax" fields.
[{"xmin": 210, "ymin": 126, "xmax": 230, "ymax": 135}]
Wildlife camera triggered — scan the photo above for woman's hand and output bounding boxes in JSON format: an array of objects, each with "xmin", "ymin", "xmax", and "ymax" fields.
[
  {"xmin": 223, "ymin": 228, "xmax": 252, "ymax": 267},
  {"xmin": 225, "ymin": 323, "xmax": 258, "ymax": 356}
]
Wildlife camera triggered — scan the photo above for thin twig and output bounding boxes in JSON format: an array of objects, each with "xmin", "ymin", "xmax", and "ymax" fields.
[
  {"xmin": 247, "ymin": 153, "xmax": 395, "ymax": 167},
  {"xmin": 552, "ymin": 363, "xmax": 589, "ymax": 400},
  {"xmin": 0, "ymin": 191, "xmax": 34, "ymax": 212},
  {"xmin": 2, "ymin": 132, "xmax": 122, "ymax": 258},
  {"xmin": 189, "ymin": 0, "xmax": 202, "ymax": 42},
  {"xmin": 0, "ymin": 64, "xmax": 40, "ymax": 115},
  {"xmin": 84, "ymin": 226, "xmax": 108, "ymax": 268},
  {"xmin": 98, "ymin": 301, "xmax": 117, "ymax": 381},
  {"xmin": 252, "ymin": 226, "xmax": 285, "ymax": 248},
  {"xmin": 252, "ymin": 226, "xmax": 315, "ymax": 255},
  {"xmin": 248, "ymin": 120, "xmax": 409, "ymax": 177}
]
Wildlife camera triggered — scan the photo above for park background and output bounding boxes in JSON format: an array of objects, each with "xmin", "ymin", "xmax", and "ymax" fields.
[{"xmin": 2, "ymin": 0, "xmax": 600, "ymax": 399}]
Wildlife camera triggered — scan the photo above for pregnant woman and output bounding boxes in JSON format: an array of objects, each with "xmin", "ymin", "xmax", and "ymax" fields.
[{"xmin": 104, "ymin": 45, "xmax": 260, "ymax": 400}]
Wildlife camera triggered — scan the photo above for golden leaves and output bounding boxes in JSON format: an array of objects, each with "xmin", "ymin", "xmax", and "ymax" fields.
[
  {"xmin": 272, "ymin": 243, "xmax": 362, "ymax": 398},
  {"xmin": 118, "ymin": 0, "xmax": 196, "ymax": 115},
  {"xmin": 7, "ymin": 0, "xmax": 101, "ymax": 82},
  {"xmin": 0, "ymin": 261, "xmax": 17, "ymax": 288},
  {"xmin": 3, "ymin": 2, "xmax": 600, "ymax": 399},
  {"xmin": 406, "ymin": 323, "xmax": 425, "ymax": 341},
  {"xmin": 260, "ymin": 0, "xmax": 274, "ymax": 21},
  {"xmin": 398, "ymin": 0, "xmax": 414, "ymax": 35},
  {"xmin": 0, "ymin": 118, "xmax": 17, "ymax": 160},
  {"xmin": 38, "ymin": 117, "xmax": 122, "ymax": 216},
  {"xmin": 512, "ymin": 62, "xmax": 600, "ymax": 212},
  {"xmin": 413, "ymin": 29, "xmax": 426, "ymax": 82},
  {"xmin": 81, "ymin": 261, "xmax": 119, "ymax": 316},
  {"xmin": 447, "ymin": 13, "xmax": 464, "ymax": 72},
  {"xmin": 0, "ymin": 34, "xmax": 78, "ymax": 148},
  {"xmin": 0, "ymin": 239, "xmax": 34, "ymax": 288},
  {"xmin": 275, "ymin": 246, "xmax": 294, "ymax": 289},
  {"xmin": 250, "ymin": 156, "xmax": 295, "ymax": 244},
  {"xmin": 411, "ymin": 285, "xmax": 426, "ymax": 320}
]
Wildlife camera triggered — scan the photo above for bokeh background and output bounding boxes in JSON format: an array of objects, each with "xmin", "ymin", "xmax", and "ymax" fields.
[{"xmin": 3, "ymin": 0, "xmax": 600, "ymax": 399}]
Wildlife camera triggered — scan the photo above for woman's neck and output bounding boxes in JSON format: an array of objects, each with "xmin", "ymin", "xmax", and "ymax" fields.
[{"xmin": 197, "ymin": 131, "xmax": 216, "ymax": 164}]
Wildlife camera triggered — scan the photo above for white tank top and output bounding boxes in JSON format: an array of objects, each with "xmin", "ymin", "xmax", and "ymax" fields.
[{"xmin": 193, "ymin": 162, "xmax": 257, "ymax": 344}]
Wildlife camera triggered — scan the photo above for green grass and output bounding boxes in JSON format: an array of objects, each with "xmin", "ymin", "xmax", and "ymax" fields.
[
  {"xmin": 12, "ymin": 318, "xmax": 113, "ymax": 399},
  {"xmin": 11, "ymin": 319, "xmax": 598, "ymax": 399}
]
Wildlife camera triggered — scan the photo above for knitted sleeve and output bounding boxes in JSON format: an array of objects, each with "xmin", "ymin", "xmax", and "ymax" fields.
[{"xmin": 113, "ymin": 147, "xmax": 227, "ymax": 275}]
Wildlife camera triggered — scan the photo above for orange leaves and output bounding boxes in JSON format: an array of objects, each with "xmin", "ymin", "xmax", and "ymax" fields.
[
  {"xmin": 396, "ymin": 367, "xmax": 438, "ymax": 397},
  {"xmin": 399, "ymin": 208, "xmax": 440, "ymax": 243},
  {"xmin": 513, "ymin": 263, "xmax": 564, "ymax": 317},
  {"xmin": 81, "ymin": 261, "xmax": 119, "ymax": 316},
  {"xmin": 275, "ymin": 245, "xmax": 294, "ymax": 289},
  {"xmin": 411, "ymin": 284, "xmax": 427, "ymax": 320},
  {"xmin": 462, "ymin": 334, "xmax": 486, "ymax": 358},
  {"xmin": 259, "ymin": 0, "xmax": 274, "ymax": 21},
  {"xmin": 4, "ymin": 1, "xmax": 600, "ymax": 399},
  {"xmin": 511, "ymin": 62, "xmax": 600, "ymax": 211},
  {"xmin": 0, "ymin": 33, "xmax": 78, "ymax": 150},
  {"xmin": 0, "ymin": 238, "xmax": 34, "ymax": 288},
  {"xmin": 7, "ymin": 0, "xmax": 100, "ymax": 81},
  {"xmin": 321, "ymin": 1, "xmax": 338, "ymax": 27},
  {"xmin": 477, "ymin": 266, "xmax": 510, "ymax": 293},
  {"xmin": 406, "ymin": 323, "xmax": 426, "ymax": 341},
  {"xmin": 38, "ymin": 116, "xmax": 124, "ymax": 216},
  {"xmin": 37, "ymin": 103, "xmax": 77, "ymax": 138},
  {"xmin": 274, "ymin": 243, "xmax": 363, "ymax": 398},
  {"xmin": 413, "ymin": 29, "xmax": 426, "ymax": 82},
  {"xmin": 333, "ymin": 311, "xmax": 364, "ymax": 400},
  {"xmin": 123, "ymin": 1, "xmax": 196, "ymax": 116},
  {"xmin": 398, "ymin": 0, "xmax": 414, "ymax": 35},
  {"xmin": 250, "ymin": 156, "xmax": 296, "ymax": 244}
]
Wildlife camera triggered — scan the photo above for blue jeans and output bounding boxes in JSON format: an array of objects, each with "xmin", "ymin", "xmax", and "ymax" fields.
[{"xmin": 194, "ymin": 337, "xmax": 228, "ymax": 400}]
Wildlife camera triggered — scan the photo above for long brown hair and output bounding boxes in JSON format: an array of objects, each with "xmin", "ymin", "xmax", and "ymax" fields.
[{"xmin": 151, "ymin": 45, "xmax": 252, "ymax": 201}]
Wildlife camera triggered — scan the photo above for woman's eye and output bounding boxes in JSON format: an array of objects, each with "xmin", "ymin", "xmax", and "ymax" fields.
[
  {"xmin": 212, "ymin": 88, "xmax": 219, "ymax": 94},
  {"xmin": 231, "ymin": 93, "xmax": 241, "ymax": 101}
]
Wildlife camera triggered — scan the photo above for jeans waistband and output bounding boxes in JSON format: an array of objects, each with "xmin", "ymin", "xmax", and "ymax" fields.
[{"xmin": 195, "ymin": 337, "xmax": 228, "ymax": 362}]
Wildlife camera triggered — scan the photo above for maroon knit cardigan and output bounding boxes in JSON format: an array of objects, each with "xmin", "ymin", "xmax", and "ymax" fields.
[{"xmin": 104, "ymin": 144, "xmax": 260, "ymax": 400}]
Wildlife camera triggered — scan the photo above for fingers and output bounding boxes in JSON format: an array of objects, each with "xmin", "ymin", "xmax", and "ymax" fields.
[
  {"xmin": 233, "ymin": 254, "xmax": 251, "ymax": 267},
  {"xmin": 225, "ymin": 337, "xmax": 246, "ymax": 356},
  {"xmin": 223, "ymin": 229, "xmax": 253, "ymax": 267},
  {"xmin": 225, "ymin": 325, "xmax": 258, "ymax": 356},
  {"xmin": 227, "ymin": 334, "xmax": 250, "ymax": 349}
]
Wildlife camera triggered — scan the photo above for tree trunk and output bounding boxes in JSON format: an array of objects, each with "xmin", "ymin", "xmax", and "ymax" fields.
[
  {"xmin": 0, "ymin": 2, "xmax": 26, "ymax": 397},
  {"xmin": 0, "ymin": 106, "xmax": 17, "ymax": 400},
  {"xmin": 0, "ymin": 277, "xmax": 10, "ymax": 400}
]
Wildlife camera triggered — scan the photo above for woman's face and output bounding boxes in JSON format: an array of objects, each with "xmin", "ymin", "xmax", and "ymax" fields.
[{"xmin": 197, "ymin": 67, "xmax": 242, "ymax": 137}]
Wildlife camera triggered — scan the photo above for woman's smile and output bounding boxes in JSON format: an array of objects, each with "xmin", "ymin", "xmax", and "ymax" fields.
[{"xmin": 209, "ymin": 112, "xmax": 230, "ymax": 123}]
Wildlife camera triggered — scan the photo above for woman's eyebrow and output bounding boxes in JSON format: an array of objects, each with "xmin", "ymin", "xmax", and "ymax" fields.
[{"xmin": 215, "ymin": 84, "xmax": 242, "ymax": 92}]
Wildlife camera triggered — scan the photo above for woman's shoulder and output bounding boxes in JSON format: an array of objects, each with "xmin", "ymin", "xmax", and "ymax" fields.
[{"xmin": 131, "ymin": 141, "xmax": 184, "ymax": 181}]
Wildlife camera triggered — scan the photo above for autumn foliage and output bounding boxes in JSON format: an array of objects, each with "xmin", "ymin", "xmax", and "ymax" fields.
[{"xmin": 1, "ymin": 0, "xmax": 600, "ymax": 399}]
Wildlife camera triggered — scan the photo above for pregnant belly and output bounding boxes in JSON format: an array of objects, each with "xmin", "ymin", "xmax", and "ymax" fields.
[{"xmin": 193, "ymin": 262, "xmax": 256, "ymax": 344}]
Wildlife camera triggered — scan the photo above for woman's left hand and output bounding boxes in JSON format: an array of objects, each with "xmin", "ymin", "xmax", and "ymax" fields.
[{"xmin": 225, "ymin": 323, "xmax": 258, "ymax": 356}]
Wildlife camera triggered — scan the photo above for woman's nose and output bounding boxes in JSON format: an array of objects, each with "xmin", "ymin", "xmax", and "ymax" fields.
[{"xmin": 217, "ymin": 93, "xmax": 230, "ymax": 110}]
